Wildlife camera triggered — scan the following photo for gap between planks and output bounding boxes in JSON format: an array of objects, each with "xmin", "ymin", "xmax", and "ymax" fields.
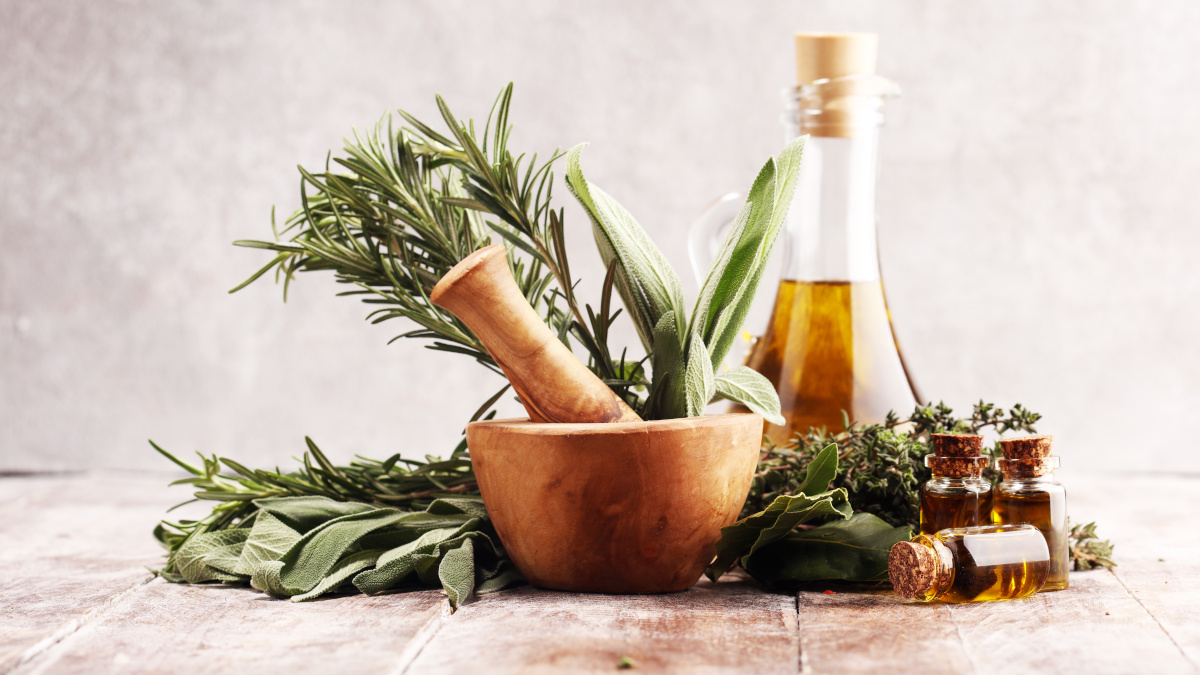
[
  {"xmin": 1110, "ymin": 568, "xmax": 1195, "ymax": 668},
  {"xmin": 1, "ymin": 575, "xmax": 155, "ymax": 675},
  {"xmin": 391, "ymin": 599, "xmax": 454, "ymax": 675}
]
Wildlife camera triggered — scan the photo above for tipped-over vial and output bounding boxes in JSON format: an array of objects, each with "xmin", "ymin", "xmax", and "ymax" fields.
[
  {"xmin": 919, "ymin": 434, "xmax": 993, "ymax": 534},
  {"xmin": 992, "ymin": 435, "xmax": 1069, "ymax": 591},
  {"xmin": 889, "ymin": 524, "xmax": 1049, "ymax": 603}
]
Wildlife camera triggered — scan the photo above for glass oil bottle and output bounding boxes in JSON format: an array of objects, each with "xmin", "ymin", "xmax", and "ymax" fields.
[
  {"xmin": 920, "ymin": 434, "xmax": 992, "ymax": 534},
  {"xmin": 693, "ymin": 33, "xmax": 919, "ymax": 443},
  {"xmin": 889, "ymin": 524, "xmax": 1049, "ymax": 603},
  {"xmin": 992, "ymin": 435, "xmax": 1069, "ymax": 591}
]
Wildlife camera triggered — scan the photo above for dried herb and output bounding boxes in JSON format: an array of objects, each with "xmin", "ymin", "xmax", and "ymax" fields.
[{"xmin": 1069, "ymin": 520, "xmax": 1116, "ymax": 570}]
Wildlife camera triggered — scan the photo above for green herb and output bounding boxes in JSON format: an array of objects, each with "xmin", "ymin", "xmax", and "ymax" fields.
[
  {"xmin": 616, "ymin": 656, "xmax": 638, "ymax": 669},
  {"xmin": 566, "ymin": 140, "xmax": 804, "ymax": 422},
  {"xmin": 746, "ymin": 401, "xmax": 1042, "ymax": 528},
  {"xmin": 741, "ymin": 514, "xmax": 912, "ymax": 585},
  {"xmin": 231, "ymin": 84, "xmax": 646, "ymax": 413},
  {"xmin": 158, "ymin": 493, "xmax": 514, "ymax": 608},
  {"xmin": 231, "ymin": 84, "xmax": 802, "ymax": 422},
  {"xmin": 1069, "ymin": 520, "xmax": 1116, "ymax": 570}
]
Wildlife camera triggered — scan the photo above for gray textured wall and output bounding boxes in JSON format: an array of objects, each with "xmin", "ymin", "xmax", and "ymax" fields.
[{"xmin": 3, "ymin": 1, "xmax": 1197, "ymax": 473}]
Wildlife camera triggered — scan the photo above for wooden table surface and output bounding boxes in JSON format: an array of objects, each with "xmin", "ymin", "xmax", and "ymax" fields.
[{"xmin": 2, "ymin": 471, "xmax": 1196, "ymax": 674}]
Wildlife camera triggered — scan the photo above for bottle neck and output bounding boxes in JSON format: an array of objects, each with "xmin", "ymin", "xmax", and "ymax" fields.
[{"xmin": 779, "ymin": 77, "xmax": 896, "ymax": 283}]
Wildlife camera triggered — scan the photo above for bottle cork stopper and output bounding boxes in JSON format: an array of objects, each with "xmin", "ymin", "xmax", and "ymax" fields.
[
  {"xmin": 997, "ymin": 456, "xmax": 1060, "ymax": 479},
  {"xmin": 931, "ymin": 434, "xmax": 984, "ymax": 458},
  {"xmin": 889, "ymin": 541, "xmax": 936, "ymax": 598},
  {"xmin": 998, "ymin": 435, "xmax": 1054, "ymax": 459},
  {"xmin": 925, "ymin": 433, "xmax": 987, "ymax": 477},
  {"xmin": 794, "ymin": 33, "xmax": 878, "ymax": 86}
]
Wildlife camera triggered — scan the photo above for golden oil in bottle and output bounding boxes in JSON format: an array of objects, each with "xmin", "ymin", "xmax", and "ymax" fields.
[
  {"xmin": 889, "ymin": 524, "xmax": 1049, "ymax": 603},
  {"xmin": 735, "ymin": 280, "xmax": 919, "ymax": 444},
  {"xmin": 992, "ymin": 435, "xmax": 1068, "ymax": 591},
  {"xmin": 919, "ymin": 434, "xmax": 992, "ymax": 534}
]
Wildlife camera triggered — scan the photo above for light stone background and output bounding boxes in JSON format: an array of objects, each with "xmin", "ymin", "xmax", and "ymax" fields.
[{"xmin": 3, "ymin": 0, "xmax": 1197, "ymax": 474}]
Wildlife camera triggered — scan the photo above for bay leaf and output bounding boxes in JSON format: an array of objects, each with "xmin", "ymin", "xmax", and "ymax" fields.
[{"xmin": 742, "ymin": 513, "xmax": 912, "ymax": 584}]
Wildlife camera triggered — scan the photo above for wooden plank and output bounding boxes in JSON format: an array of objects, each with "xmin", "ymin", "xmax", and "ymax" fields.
[
  {"xmin": 0, "ymin": 475, "xmax": 175, "ymax": 672},
  {"xmin": 948, "ymin": 569, "xmax": 1193, "ymax": 674},
  {"xmin": 405, "ymin": 577, "xmax": 799, "ymax": 674},
  {"xmin": 13, "ymin": 580, "xmax": 446, "ymax": 675},
  {"xmin": 796, "ymin": 588, "xmax": 972, "ymax": 674}
]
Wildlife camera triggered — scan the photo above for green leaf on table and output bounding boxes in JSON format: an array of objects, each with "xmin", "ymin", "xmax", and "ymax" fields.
[
  {"xmin": 292, "ymin": 549, "xmax": 383, "ymax": 602},
  {"xmin": 253, "ymin": 496, "xmax": 375, "ymax": 533},
  {"xmin": 741, "ymin": 513, "xmax": 912, "ymax": 584},
  {"xmin": 438, "ymin": 537, "xmax": 476, "ymax": 609},
  {"xmin": 352, "ymin": 523, "xmax": 478, "ymax": 595},
  {"xmin": 706, "ymin": 488, "xmax": 851, "ymax": 581},
  {"xmin": 713, "ymin": 366, "xmax": 785, "ymax": 425},
  {"xmin": 706, "ymin": 444, "xmax": 849, "ymax": 581},
  {"xmin": 234, "ymin": 511, "xmax": 302, "ymax": 576},
  {"xmin": 175, "ymin": 529, "xmax": 250, "ymax": 583},
  {"xmin": 273, "ymin": 508, "xmax": 417, "ymax": 595}
]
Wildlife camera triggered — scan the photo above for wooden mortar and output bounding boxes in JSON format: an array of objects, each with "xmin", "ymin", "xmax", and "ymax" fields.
[
  {"xmin": 467, "ymin": 414, "xmax": 762, "ymax": 593},
  {"xmin": 435, "ymin": 244, "xmax": 761, "ymax": 593}
]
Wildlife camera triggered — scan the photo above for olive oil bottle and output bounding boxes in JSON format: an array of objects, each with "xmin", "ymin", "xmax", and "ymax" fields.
[
  {"xmin": 697, "ymin": 33, "xmax": 919, "ymax": 443},
  {"xmin": 889, "ymin": 524, "xmax": 1049, "ymax": 603},
  {"xmin": 992, "ymin": 435, "xmax": 1069, "ymax": 591},
  {"xmin": 919, "ymin": 434, "xmax": 992, "ymax": 535}
]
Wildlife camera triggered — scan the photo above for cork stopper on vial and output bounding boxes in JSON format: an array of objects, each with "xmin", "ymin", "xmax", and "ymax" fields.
[
  {"xmin": 925, "ymin": 433, "xmax": 988, "ymax": 477},
  {"xmin": 997, "ymin": 435, "xmax": 1059, "ymax": 479},
  {"xmin": 888, "ymin": 540, "xmax": 938, "ymax": 598}
]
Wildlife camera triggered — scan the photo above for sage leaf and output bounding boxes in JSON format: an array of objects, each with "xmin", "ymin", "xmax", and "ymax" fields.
[
  {"xmin": 684, "ymin": 336, "xmax": 715, "ymax": 418},
  {"xmin": 475, "ymin": 564, "xmax": 524, "ymax": 595},
  {"xmin": 234, "ymin": 511, "xmax": 302, "ymax": 576},
  {"xmin": 253, "ymin": 496, "xmax": 375, "ymax": 534},
  {"xmin": 292, "ymin": 549, "xmax": 383, "ymax": 602},
  {"xmin": 648, "ymin": 311, "xmax": 686, "ymax": 419},
  {"xmin": 713, "ymin": 366, "xmax": 785, "ymax": 425},
  {"xmin": 203, "ymin": 540, "xmax": 250, "ymax": 577},
  {"xmin": 438, "ymin": 537, "xmax": 476, "ymax": 609},
  {"xmin": 352, "ymin": 523, "xmax": 477, "ymax": 595},
  {"xmin": 565, "ymin": 144, "xmax": 686, "ymax": 351},
  {"xmin": 695, "ymin": 136, "xmax": 807, "ymax": 370},
  {"xmin": 175, "ymin": 529, "xmax": 250, "ymax": 583},
  {"xmin": 741, "ymin": 513, "xmax": 912, "ymax": 584},
  {"xmin": 274, "ymin": 509, "xmax": 418, "ymax": 595},
  {"xmin": 250, "ymin": 560, "xmax": 288, "ymax": 597}
]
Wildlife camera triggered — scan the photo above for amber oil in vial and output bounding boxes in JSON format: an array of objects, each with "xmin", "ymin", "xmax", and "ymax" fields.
[
  {"xmin": 992, "ymin": 435, "xmax": 1068, "ymax": 591},
  {"xmin": 919, "ymin": 434, "xmax": 992, "ymax": 535},
  {"xmin": 889, "ymin": 524, "xmax": 1049, "ymax": 603}
]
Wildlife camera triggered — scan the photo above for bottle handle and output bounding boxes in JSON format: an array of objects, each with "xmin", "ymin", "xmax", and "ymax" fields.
[{"xmin": 688, "ymin": 192, "xmax": 743, "ymax": 285}]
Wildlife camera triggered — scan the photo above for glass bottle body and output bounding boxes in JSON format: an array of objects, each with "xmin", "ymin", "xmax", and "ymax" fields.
[
  {"xmin": 993, "ymin": 476, "xmax": 1069, "ymax": 591},
  {"xmin": 911, "ymin": 524, "xmax": 1049, "ymax": 603},
  {"xmin": 920, "ymin": 476, "xmax": 993, "ymax": 535},
  {"xmin": 731, "ymin": 80, "xmax": 919, "ymax": 443}
]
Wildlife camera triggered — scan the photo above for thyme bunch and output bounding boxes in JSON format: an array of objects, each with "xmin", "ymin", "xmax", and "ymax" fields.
[{"xmin": 745, "ymin": 401, "xmax": 1042, "ymax": 526}]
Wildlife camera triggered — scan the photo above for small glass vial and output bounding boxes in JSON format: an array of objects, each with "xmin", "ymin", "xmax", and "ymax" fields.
[
  {"xmin": 888, "ymin": 524, "xmax": 1049, "ymax": 603},
  {"xmin": 992, "ymin": 435, "xmax": 1069, "ymax": 591},
  {"xmin": 919, "ymin": 434, "xmax": 993, "ymax": 534}
]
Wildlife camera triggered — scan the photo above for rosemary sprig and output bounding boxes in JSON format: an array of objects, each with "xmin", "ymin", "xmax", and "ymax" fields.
[
  {"xmin": 231, "ymin": 84, "xmax": 645, "ymax": 409},
  {"xmin": 151, "ymin": 436, "xmax": 479, "ymax": 559}
]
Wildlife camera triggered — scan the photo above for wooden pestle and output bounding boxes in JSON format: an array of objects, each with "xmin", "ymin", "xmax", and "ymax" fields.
[{"xmin": 431, "ymin": 244, "xmax": 642, "ymax": 424}]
